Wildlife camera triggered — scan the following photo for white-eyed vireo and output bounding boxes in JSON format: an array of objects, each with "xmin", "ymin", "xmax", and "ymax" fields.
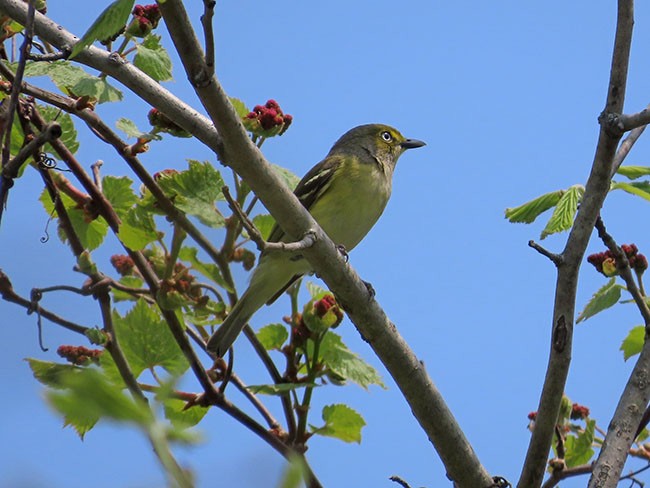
[{"xmin": 207, "ymin": 123, "xmax": 425, "ymax": 357}]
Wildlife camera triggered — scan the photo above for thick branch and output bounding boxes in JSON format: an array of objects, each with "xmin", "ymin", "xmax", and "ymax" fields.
[{"xmin": 518, "ymin": 1, "xmax": 634, "ymax": 486}]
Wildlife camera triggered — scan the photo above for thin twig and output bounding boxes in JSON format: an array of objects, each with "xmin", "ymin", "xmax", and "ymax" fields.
[
  {"xmin": 529, "ymin": 240, "xmax": 563, "ymax": 266},
  {"xmin": 200, "ymin": 0, "xmax": 215, "ymax": 76}
]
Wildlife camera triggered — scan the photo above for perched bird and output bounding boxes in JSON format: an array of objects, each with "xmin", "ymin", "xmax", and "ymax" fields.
[{"xmin": 207, "ymin": 123, "xmax": 425, "ymax": 357}]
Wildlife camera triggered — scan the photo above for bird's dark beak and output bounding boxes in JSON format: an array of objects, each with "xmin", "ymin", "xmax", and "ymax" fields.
[{"xmin": 400, "ymin": 138, "xmax": 426, "ymax": 150}]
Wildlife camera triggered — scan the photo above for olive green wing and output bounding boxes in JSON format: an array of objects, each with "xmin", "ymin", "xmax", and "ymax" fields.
[{"xmin": 263, "ymin": 155, "xmax": 341, "ymax": 305}]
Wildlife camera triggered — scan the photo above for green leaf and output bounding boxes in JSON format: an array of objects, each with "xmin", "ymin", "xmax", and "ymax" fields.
[
  {"xmin": 252, "ymin": 214, "xmax": 276, "ymax": 241},
  {"xmin": 256, "ymin": 323, "xmax": 289, "ymax": 350},
  {"xmin": 540, "ymin": 185, "xmax": 584, "ymax": 239},
  {"xmin": 102, "ymin": 175, "xmax": 137, "ymax": 218},
  {"xmin": 46, "ymin": 368, "xmax": 151, "ymax": 438},
  {"xmin": 272, "ymin": 164, "xmax": 301, "ymax": 190},
  {"xmin": 577, "ymin": 278, "xmax": 623, "ymax": 323},
  {"xmin": 25, "ymin": 61, "xmax": 122, "ymax": 103},
  {"xmin": 70, "ymin": 0, "xmax": 135, "ymax": 58},
  {"xmin": 310, "ymin": 404, "xmax": 366, "ymax": 443},
  {"xmin": 505, "ymin": 190, "xmax": 564, "ymax": 224},
  {"xmin": 565, "ymin": 419, "xmax": 595, "ymax": 467},
  {"xmin": 616, "ymin": 166, "xmax": 650, "ymax": 180},
  {"xmin": 111, "ymin": 275, "xmax": 145, "ymax": 302},
  {"xmin": 611, "ymin": 181, "xmax": 650, "ymax": 202},
  {"xmin": 26, "ymin": 358, "xmax": 82, "ymax": 389},
  {"xmin": 109, "ymin": 299, "xmax": 189, "ymax": 378},
  {"xmin": 163, "ymin": 398, "xmax": 209, "ymax": 428},
  {"xmin": 157, "ymin": 160, "xmax": 225, "ymax": 228},
  {"xmin": 620, "ymin": 325, "xmax": 645, "ymax": 361},
  {"xmin": 306, "ymin": 282, "xmax": 328, "ymax": 299},
  {"xmin": 319, "ymin": 333, "xmax": 385, "ymax": 389},
  {"xmin": 117, "ymin": 205, "xmax": 160, "ymax": 250},
  {"xmin": 230, "ymin": 97, "xmax": 250, "ymax": 119},
  {"xmin": 178, "ymin": 246, "xmax": 232, "ymax": 292},
  {"xmin": 247, "ymin": 383, "xmax": 318, "ymax": 395},
  {"xmin": 134, "ymin": 34, "xmax": 172, "ymax": 82},
  {"xmin": 38, "ymin": 105, "xmax": 79, "ymax": 155},
  {"xmin": 39, "ymin": 187, "xmax": 109, "ymax": 251},
  {"xmin": 277, "ymin": 455, "xmax": 309, "ymax": 488}
]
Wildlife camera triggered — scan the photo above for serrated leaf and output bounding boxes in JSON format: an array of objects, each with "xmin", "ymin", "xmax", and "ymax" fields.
[
  {"xmin": 25, "ymin": 61, "xmax": 122, "ymax": 103},
  {"xmin": 102, "ymin": 175, "xmax": 137, "ymax": 217},
  {"xmin": 319, "ymin": 333, "xmax": 385, "ymax": 389},
  {"xmin": 26, "ymin": 358, "xmax": 82, "ymax": 389},
  {"xmin": 70, "ymin": 0, "xmax": 135, "ymax": 58},
  {"xmin": 38, "ymin": 105, "xmax": 79, "ymax": 155},
  {"xmin": 611, "ymin": 181, "xmax": 650, "ymax": 202},
  {"xmin": 272, "ymin": 164, "xmax": 301, "ymax": 190},
  {"xmin": 230, "ymin": 97, "xmax": 250, "ymax": 119},
  {"xmin": 256, "ymin": 323, "xmax": 288, "ymax": 350},
  {"xmin": 46, "ymin": 367, "xmax": 151, "ymax": 439},
  {"xmin": 505, "ymin": 190, "xmax": 564, "ymax": 224},
  {"xmin": 108, "ymin": 299, "xmax": 189, "ymax": 379},
  {"xmin": 577, "ymin": 278, "xmax": 623, "ymax": 323},
  {"xmin": 117, "ymin": 205, "xmax": 160, "ymax": 250},
  {"xmin": 247, "ymin": 383, "xmax": 318, "ymax": 395},
  {"xmin": 541, "ymin": 185, "xmax": 584, "ymax": 239},
  {"xmin": 310, "ymin": 404, "xmax": 365, "ymax": 443},
  {"xmin": 116, "ymin": 118, "xmax": 144, "ymax": 138},
  {"xmin": 306, "ymin": 282, "xmax": 328, "ymax": 299},
  {"xmin": 565, "ymin": 419, "xmax": 595, "ymax": 467},
  {"xmin": 134, "ymin": 34, "xmax": 172, "ymax": 82},
  {"xmin": 178, "ymin": 246, "xmax": 232, "ymax": 292},
  {"xmin": 157, "ymin": 160, "xmax": 225, "ymax": 228},
  {"xmin": 621, "ymin": 325, "xmax": 645, "ymax": 361},
  {"xmin": 616, "ymin": 166, "xmax": 650, "ymax": 180},
  {"xmin": 252, "ymin": 214, "xmax": 276, "ymax": 241},
  {"xmin": 39, "ymin": 187, "xmax": 109, "ymax": 251}
]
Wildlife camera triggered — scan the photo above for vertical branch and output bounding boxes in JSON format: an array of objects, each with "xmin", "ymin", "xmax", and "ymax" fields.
[{"xmin": 517, "ymin": 1, "xmax": 634, "ymax": 486}]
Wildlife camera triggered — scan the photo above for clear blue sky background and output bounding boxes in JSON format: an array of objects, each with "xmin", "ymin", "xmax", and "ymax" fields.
[{"xmin": 2, "ymin": 1, "xmax": 650, "ymax": 487}]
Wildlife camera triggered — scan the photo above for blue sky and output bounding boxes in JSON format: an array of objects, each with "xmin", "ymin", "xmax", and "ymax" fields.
[{"xmin": 3, "ymin": 1, "xmax": 650, "ymax": 487}]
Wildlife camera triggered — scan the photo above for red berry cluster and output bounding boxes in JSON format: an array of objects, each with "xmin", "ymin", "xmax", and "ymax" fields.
[
  {"xmin": 587, "ymin": 243, "xmax": 648, "ymax": 277},
  {"xmin": 111, "ymin": 254, "xmax": 136, "ymax": 276},
  {"xmin": 128, "ymin": 4, "xmax": 161, "ymax": 37},
  {"xmin": 243, "ymin": 100, "xmax": 293, "ymax": 137},
  {"xmin": 148, "ymin": 108, "xmax": 191, "ymax": 137},
  {"xmin": 57, "ymin": 345, "xmax": 103, "ymax": 365},
  {"xmin": 570, "ymin": 403, "xmax": 590, "ymax": 420}
]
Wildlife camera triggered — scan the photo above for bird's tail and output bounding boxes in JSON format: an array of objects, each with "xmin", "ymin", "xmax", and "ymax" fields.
[{"xmin": 206, "ymin": 278, "xmax": 273, "ymax": 358}]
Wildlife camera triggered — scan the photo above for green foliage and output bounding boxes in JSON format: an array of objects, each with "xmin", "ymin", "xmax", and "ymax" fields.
[
  {"xmin": 252, "ymin": 214, "xmax": 276, "ymax": 241},
  {"xmin": 163, "ymin": 398, "xmax": 209, "ymax": 428},
  {"xmin": 620, "ymin": 325, "xmax": 645, "ymax": 360},
  {"xmin": 108, "ymin": 299, "xmax": 189, "ymax": 379},
  {"xmin": 256, "ymin": 323, "xmax": 289, "ymax": 350},
  {"xmin": 38, "ymin": 104, "xmax": 80, "ymax": 154},
  {"xmin": 505, "ymin": 190, "xmax": 564, "ymax": 224},
  {"xmin": 272, "ymin": 164, "xmax": 301, "ymax": 190},
  {"xmin": 319, "ymin": 333, "xmax": 385, "ymax": 390},
  {"xmin": 577, "ymin": 278, "xmax": 624, "ymax": 323},
  {"xmin": 24, "ymin": 61, "xmax": 122, "ymax": 103},
  {"xmin": 39, "ymin": 187, "xmax": 109, "ymax": 251},
  {"xmin": 540, "ymin": 185, "xmax": 584, "ymax": 239},
  {"xmin": 611, "ymin": 181, "xmax": 650, "ymax": 202},
  {"xmin": 247, "ymin": 383, "xmax": 318, "ymax": 395},
  {"xmin": 310, "ymin": 404, "xmax": 366, "ymax": 443},
  {"xmin": 116, "ymin": 118, "xmax": 162, "ymax": 141},
  {"xmin": 616, "ymin": 165, "xmax": 650, "ymax": 179},
  {"xmin": 178, "ymin": 246, "xmax": 232, "ymax": 291},
  {"xmin": 565, "ymin": 419, "xmax": 596, "ymax": 468},
  {"xmin": 156, "ymin": 160, "xmax": 226, "ymax": 228},
  {"xmin": 27, "ymin": 358, "xmax": 81, "ymax": 389},
  {"xmin": 70, "ymin": 0, "xmax": 135, "ymax": 58},
  {"xmin": 134, "ymin": 34, "xmax": 173, "ymax": 82},
  {"xmin": 119, "ymin": 206, "xmax": 160, "ymax": 250}
]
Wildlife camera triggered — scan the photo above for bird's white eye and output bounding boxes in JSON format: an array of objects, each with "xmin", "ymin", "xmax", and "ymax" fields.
[{"xmin": 380, "ymin": 131, "xmax": 393, "ymax": 142}]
